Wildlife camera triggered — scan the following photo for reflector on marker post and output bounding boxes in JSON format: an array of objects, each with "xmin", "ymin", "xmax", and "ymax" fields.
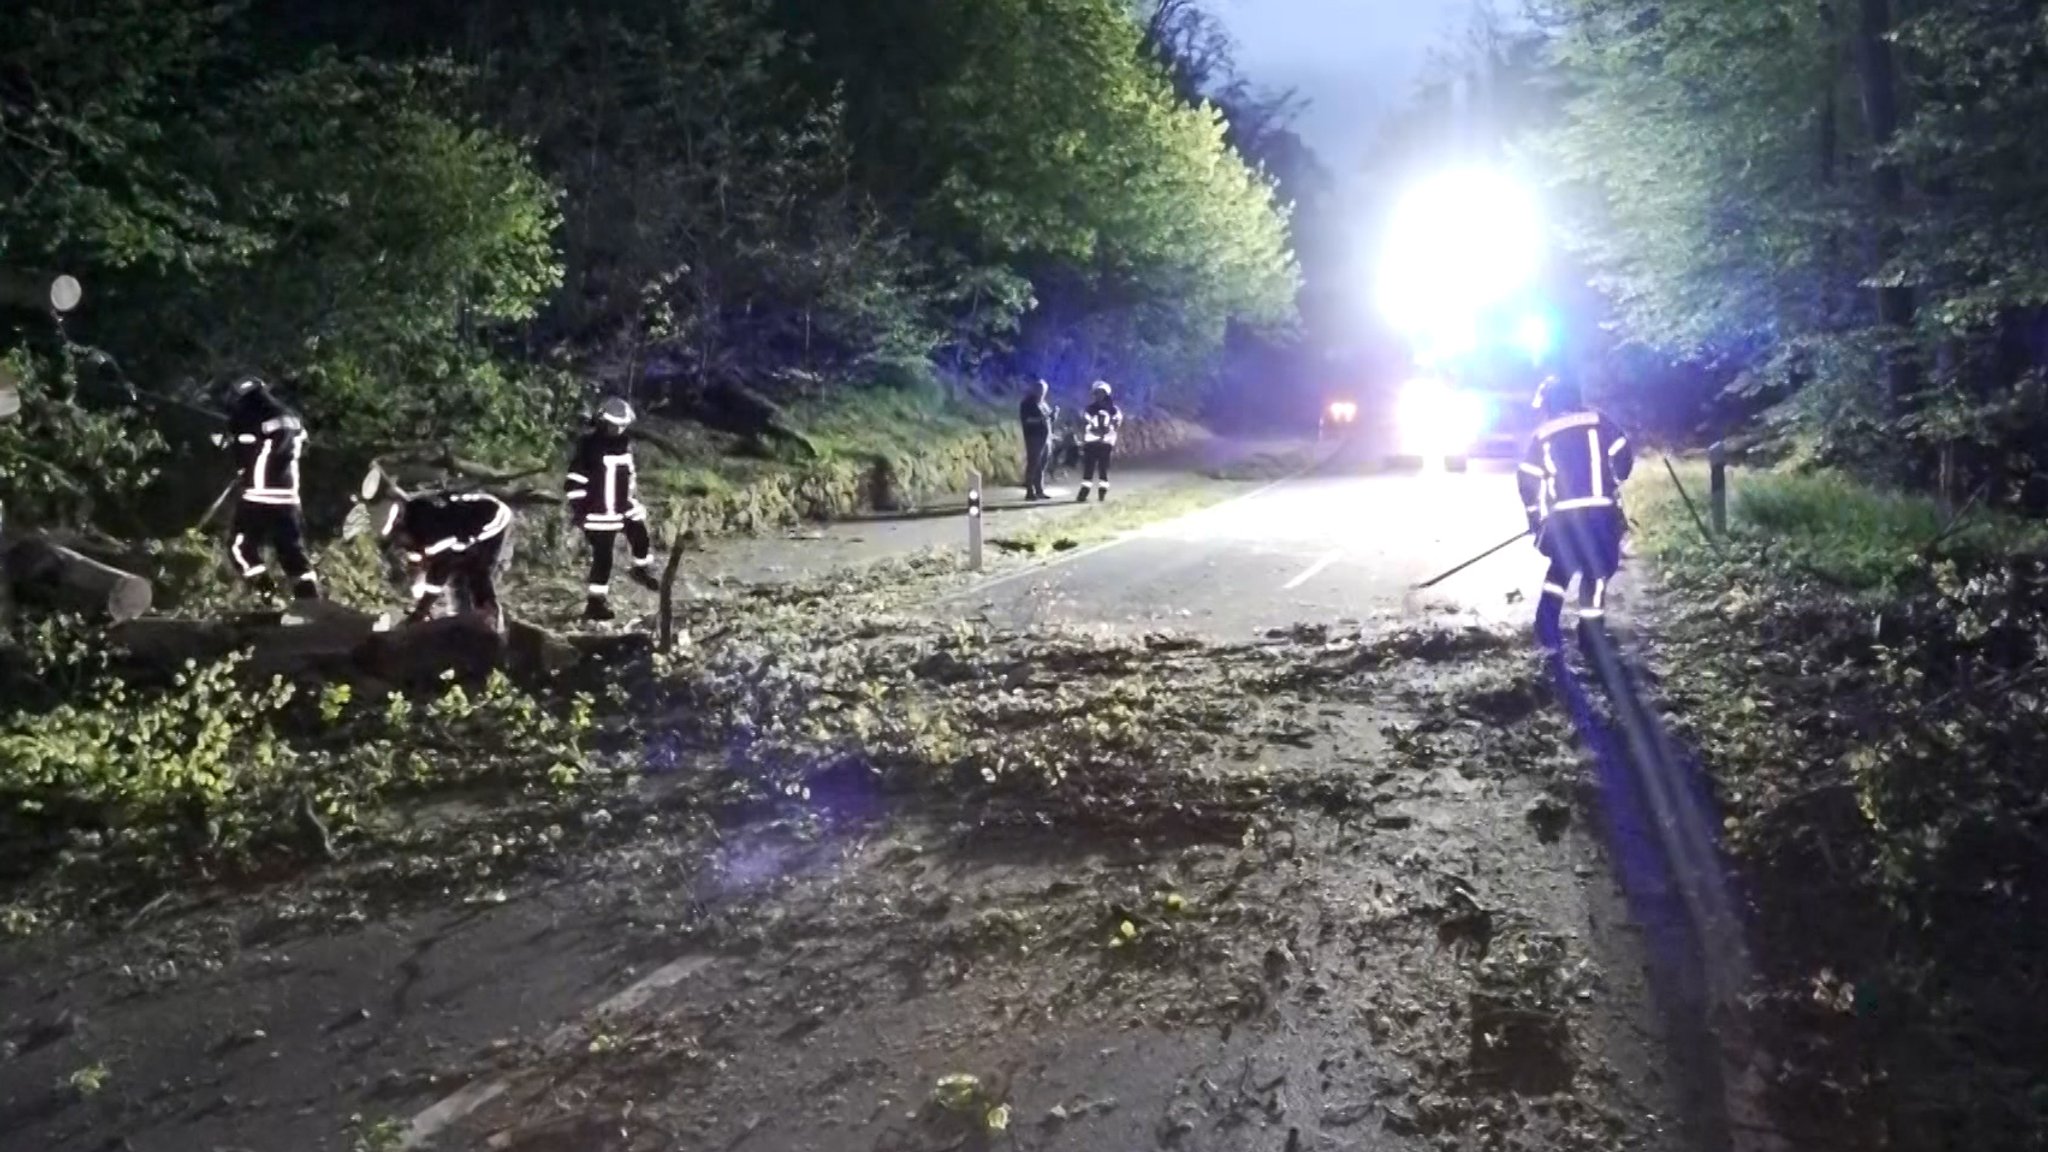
[{"xmin": 967, "ymin": 470, "xmax": 984, "ymax": 571}]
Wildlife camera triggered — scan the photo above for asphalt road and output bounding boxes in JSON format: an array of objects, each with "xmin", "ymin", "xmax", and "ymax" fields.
[
  {"xmin": 951, "ymin": 448, "xmax": 1566, "ymax": 641},
  {"xmin": 0, "ymin": 441, "xmax": 1679, "ymax": 1152},
  {"xmin": 689, "ymin": 435, "xmax": 1312, "ymax": 587}
]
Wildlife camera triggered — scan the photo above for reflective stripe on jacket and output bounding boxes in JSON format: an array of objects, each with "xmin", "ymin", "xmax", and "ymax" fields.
[{"xmin": 1516, "ymin": 409, "xmax": 1634, "ymax": 527}]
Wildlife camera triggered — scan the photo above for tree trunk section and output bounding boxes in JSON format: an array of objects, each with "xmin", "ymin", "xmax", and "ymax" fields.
[
  {"xmin": 4, "ymin": 534, "xmax": 153, "ymax": 623},
  {"xmin": 1816, "ymin": 2, "xmax": 1841, "ymax": 329},
  {"xmin": 1852, "ymin": 0, "xmax": 1917, "ymax": 416},
  {"xmin": 106, "ymin": 601, "xmax": 586, "ymax": 689},
  {"xmin": 0, "ymin": 504, "xmax": 13, "ymax": 637}
]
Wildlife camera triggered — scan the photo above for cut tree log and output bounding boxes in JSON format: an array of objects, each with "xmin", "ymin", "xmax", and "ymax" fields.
[
  {"xmin": 4, "ymin": 533, "xmax": 153, "ymax": 622},
  {"xmin": 107, "ymin": 599, "xmax": 588, "ymax": 689}
]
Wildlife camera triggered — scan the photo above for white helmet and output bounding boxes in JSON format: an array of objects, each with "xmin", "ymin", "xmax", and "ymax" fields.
[
  {"xmin": 598, "ymin": 396, "xmax": 634, "ymax": 427},
  {"xmin": 1092, "ymin": 380, "xmax": 1111, "ymax": 396}
]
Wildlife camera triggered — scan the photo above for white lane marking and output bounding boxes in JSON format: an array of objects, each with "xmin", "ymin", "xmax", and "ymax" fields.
[
  {"xmin": 1282, "ymin": 551, "xmax": 1342, "ymax": 591},
  {"xmin": 940, "ymin": 448, "xmax": 1335, "ymax": 604},
  {"xmin": 402, "ymin": 952, "xmax": 719, "ymax": 1148},
  {"xmin": 541, "ymin": 954, "xmax": 716, "ymax": 1054},
  {"xmin": 402, "ymin": 1078, "xmax": 507, "ymax": 1148}
]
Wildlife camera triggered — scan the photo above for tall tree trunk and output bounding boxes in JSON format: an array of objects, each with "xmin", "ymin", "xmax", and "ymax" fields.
[
  {"xmin": 1816, "ymin": 4, "xmax": 1841, "ymax": 330},
  {"xmin": 1851, "ymin": 0, "xmax": 1917, "ymax": 417}
]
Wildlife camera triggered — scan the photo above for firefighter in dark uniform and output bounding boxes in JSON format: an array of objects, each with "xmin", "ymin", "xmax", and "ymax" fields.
[
  {"xmin": 375, "ymin": 490, "xmax": 516, "ymax": 627},
  {"xmin": 224, "ymin": 374, "xmax": 319, "ymax": 600},
  {"xmin": 1517, "ymin": 372, "xmax": 1635, "ymax": 648},
  {"xmin": 1020, "ymin": 378, "xmax": 1053, "ymax": 501},
  {"xmin": 565, "ymin": 397, "xmax": 659, "ymax": 621},
  {"xmin": 1077, "ymin": 380, "xmax": 1122, "ymax": 503}
]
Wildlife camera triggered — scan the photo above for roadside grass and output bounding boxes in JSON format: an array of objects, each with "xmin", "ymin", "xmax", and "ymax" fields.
[
  {"xmin": 1201, "ymin": 446, "xmax": 1312, "ymax": 482},
  {"xmin": 988, "ymin": 483, "xmax": 1233, "ymax": 555},
  {"xmin": 1633, "ymin": 456, "xmax": 2048, "ymax": 595},
  {"xmin": 1631, "ymin": 454, "xmax": 2048, "ymax": 1150}
]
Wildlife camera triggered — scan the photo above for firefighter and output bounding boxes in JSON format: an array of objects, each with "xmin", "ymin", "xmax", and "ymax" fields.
[
  {"xmin": 566, "ymin": 396, "xmax": 659, "ymax": 621},
  {"xmin": 375, "ymin": 489, "xmax": 515, "ymax": 628},
  {"xmin": 223, "ymin": 374, "xmax": 319, "ymax": 601},
  {"xmin": 1020, "ymin": 378, "xmax": 1053, "ymax": 501},
  {"xmin": 1076, "ymin": 380, "xmax": 1122, "ymax": 503},
  {"xmin": 1517, "ymin": 371, "xmax": 1634, "ymax": 649}
]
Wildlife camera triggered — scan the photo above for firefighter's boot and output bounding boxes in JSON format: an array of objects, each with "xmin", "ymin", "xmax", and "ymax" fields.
[{"xmin": 1576, "ymin": 616, "xmax": 1605, "ymax": 649}]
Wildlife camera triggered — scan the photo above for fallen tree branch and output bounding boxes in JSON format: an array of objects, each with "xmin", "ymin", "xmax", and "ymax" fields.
[
  {"xmin": 357, "ymin": 451, "xmax": 562, "ymax": 511},
  {"xmin": 494, "ymin": 487, "xmax": 565, "ymax": 508},
  {"xmin": 1921, "ymin": 482, "xmax": 1990, "ymax": 556},
  {"xmin": 1, "ymin": 446, "xmax": 92, "ymax": 497},
  {"xmin": 630, "ymin": 426, "xmax": 694, "ymax": 463}
]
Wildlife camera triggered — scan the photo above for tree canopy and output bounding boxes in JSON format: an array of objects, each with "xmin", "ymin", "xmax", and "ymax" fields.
[
  {"xmin": 2, "ymin": 0, "xmax": 1303, "ymax": 496},
  {"xmin": 1532, "ymin": 0, "xmax": 2048, "ymax": 491}
]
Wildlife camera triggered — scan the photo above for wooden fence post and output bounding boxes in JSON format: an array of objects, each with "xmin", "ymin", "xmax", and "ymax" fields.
[{"xmin": 1708, "ymin": 441, "xmax": 1728, "ymax": 536}]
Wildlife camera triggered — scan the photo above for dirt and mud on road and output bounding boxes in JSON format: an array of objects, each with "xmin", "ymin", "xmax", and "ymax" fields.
[{"xmin": 2, "ymin": 553, "xmax": 1714, "ymax": 1152}]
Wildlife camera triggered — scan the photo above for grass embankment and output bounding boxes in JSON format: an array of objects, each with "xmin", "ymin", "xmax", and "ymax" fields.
[
  {"xmin": 627, "ymin": 391, "xmax": 1207, "ymax": 541},
  {"xmin": 625, "ymin": 390, "xmax": 1027, "ymax": 538},
  {"xmin": 1632, "ymin": 458, "xmax": 2048, "ymax": 1149}
]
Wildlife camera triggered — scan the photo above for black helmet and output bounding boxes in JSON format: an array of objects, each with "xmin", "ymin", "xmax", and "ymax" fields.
[
  {"xmin": 1534, "ymin": 372, "xmax": 1582, "ymax": 416},
  {"xmin": 228, "ymin": 373, "xmax": 267, "ymax": 400}
]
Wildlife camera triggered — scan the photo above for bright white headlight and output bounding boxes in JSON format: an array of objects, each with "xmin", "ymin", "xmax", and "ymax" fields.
[{"xmin": 1397, "ymin": 378, "xmax": 1486, "ymax": 456}]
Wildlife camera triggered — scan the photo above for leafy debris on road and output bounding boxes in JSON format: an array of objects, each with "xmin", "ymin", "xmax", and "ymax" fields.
[{"xmin": 1, "ymin": 551, "xmax": 1687, "ymax": 1152}]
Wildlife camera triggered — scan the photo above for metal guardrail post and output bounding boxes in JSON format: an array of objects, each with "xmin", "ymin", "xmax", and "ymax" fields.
[{"xmin": 967, "ymin": 471, "xmax": 984, "ymax": 571}]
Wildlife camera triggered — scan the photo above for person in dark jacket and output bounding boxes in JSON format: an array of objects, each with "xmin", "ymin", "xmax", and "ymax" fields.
[
  {"xmin": 1516, "ymin": 372, "xmax": 1635, "ymax": 649},
  {"xmin": 223, "ymin": 374, "xmax": 319, "ymax": 600},
  {"xmin": 566, "ymin": 397, "xmax": 659, "ymax": 621},
  {"xmin": 1019, "ymin": 378, "xmax": 1053, "ymax": 501},
  {"xmin": 1076, "ymin": 380, "xmax": 1122, "ymax": 502},
  {"xmin": 376, "ymin": 490, "xmax": 515, "ymax": 627}
]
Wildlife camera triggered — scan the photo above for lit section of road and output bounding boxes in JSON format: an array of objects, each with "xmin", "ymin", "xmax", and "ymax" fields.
[{"xmin": 960, "ymin": 460, "xmax": 1560, "ymax": 638}]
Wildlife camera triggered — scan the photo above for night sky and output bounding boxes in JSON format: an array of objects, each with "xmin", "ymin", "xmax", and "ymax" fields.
[{"xmin": 1214, "ymin": 0, "xmax": 1476, "ymax": 179}]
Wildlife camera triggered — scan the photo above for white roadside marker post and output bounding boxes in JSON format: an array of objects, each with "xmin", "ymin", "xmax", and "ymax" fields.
[{"xmin": 967, "ymin": 471, "xmax": 984, "ymax": 572}]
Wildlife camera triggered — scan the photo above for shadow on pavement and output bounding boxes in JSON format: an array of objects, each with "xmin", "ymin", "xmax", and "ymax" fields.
[{"xmin": 1549, "ymin": 624, "xmax": 1768, "ymax": 1152}]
